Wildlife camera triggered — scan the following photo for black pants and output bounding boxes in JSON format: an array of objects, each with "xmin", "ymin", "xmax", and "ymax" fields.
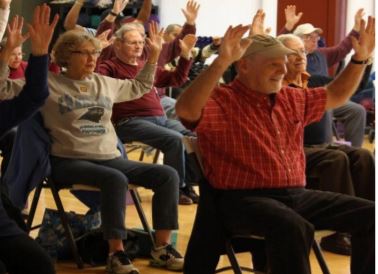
[
  {"xmin": 51, "ymin": 156, "xmax": 179, "ymax": 239},
  {"xmin": 218, "ymin": 188, "xmax": 374, "ymax": 274},
  {"xmin": 0, "ymin": 233, "xmax": 55, "ymax": 274},
  {"xmin": 305, "ymin": 144, "xmax": 375, "ymax": 200}
]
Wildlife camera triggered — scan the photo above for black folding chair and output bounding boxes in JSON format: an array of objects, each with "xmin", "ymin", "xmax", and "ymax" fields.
[
  {"xmin": 26, "ymin": 178, "xmax": 156, "ymax": 269},
  {"xmin": 182, "ymin": 136, "xmax": 331, "ymax": 274}
]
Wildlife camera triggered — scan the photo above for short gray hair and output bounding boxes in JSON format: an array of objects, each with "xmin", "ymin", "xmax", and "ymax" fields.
[
  {"xmin": 165, "ymin": 24, "xmax": 182, "ymax": 34},
  {"xmin": 52, "ymin": 30, "xmax": 101, "ymax": 67},
  {"xmin": 276, "ymin": 34, "xmax": 302, "ymax": 47},
  {"xmin": 114, "ymin": 22, "xmax": 145, "ymax": 40}
]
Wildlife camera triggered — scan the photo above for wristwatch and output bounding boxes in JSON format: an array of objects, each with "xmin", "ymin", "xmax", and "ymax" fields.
[{"xmin": 350, "ymin": 57, "xmax": 372, "ymax": 65}]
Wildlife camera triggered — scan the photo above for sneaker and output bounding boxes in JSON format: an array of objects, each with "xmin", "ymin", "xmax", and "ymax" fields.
[
  {"xmin": 106, "ymin": 251, "xmax": 139, "ymax": 274},
  {"xmin": 320, "ymin": 232, "xmax": 351, "ymax": 256},
  {"xmin": 183, "ymin": 186, "xmax": 199, "ymax": 203},
  {"xmin": 179, "ymin": 190, "xmax": 193, "ymax": 205},
  {"xmin": 150, "ymin": 244, "xmax": 184, "ymax": 271}
]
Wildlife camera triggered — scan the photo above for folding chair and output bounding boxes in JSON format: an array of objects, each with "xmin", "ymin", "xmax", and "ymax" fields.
[
  {"xmin": 124, "ymin": 142, "xmax": 161, "ymax": 164},
  {"xmin": 182, "ymin": 136, "xmax": 331, "ymax": 274},
  {"xmin": 26, "ymin": 178, "xmax": 156, "ymax": 269}
]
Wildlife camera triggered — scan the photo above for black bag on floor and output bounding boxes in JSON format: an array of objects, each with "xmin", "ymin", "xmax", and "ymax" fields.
[{"xmin": 76, "ymin": 228, "xmax": 155, "ymax": 266}]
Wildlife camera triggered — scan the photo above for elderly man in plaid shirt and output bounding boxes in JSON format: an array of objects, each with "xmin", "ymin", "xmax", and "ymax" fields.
[{"xmin": 175, "ymin": 13, "xmax": 375, "ymax": 274}]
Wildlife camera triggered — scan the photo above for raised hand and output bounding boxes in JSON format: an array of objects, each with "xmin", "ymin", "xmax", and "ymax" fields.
[
  {"xmin": 284, "ymin": 5, "xmax": 303, "ymax": 31},
  {"xmin": 112, "ymin": 0, "xmax": 129, "ymax": 15},
  {"xmin": 353, "ymin": 8, "xmax": 365, "ymax": 32},
  {"xmin": 250, "ymin": 9, "xmax": 270, "ymax": 36},
  {"xmin": 181, "ymin": 0, "xmax": 200, "ymax": 25},
  {"xmin": 96, "ymin": 29, "xmax": 115, "ymax": 49},
  {"xmin": 4, "ymin": 15, "xmax": 29, "ymax": 53},
  {"xmin": 27, "ymin": 4, "xmax": 59, "ymax": 56},
  {"xmin": 146, "ymin": 21, "xmax": 164, "ymax": 64},
  {"xmin": 179, "ymin": 34, "xmax": 197, "ymax": 59},
  {"xmin": 351, "ymin": 16, "xmax": 375, "ymax": 61},
  {"xmin": 218, "ymin": 25, "xmax": 252, "ymax": 65}
]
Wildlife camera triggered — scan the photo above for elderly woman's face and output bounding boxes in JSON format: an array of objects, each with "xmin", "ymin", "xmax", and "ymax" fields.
[{"xmin": 66, "ymin": 40, "xmax": 100, "ymax": 78}]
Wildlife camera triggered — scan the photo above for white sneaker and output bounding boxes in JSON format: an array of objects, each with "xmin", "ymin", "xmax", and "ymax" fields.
[
  {"xmin": 150, "ymin": 244, "xmax": 184, "ymax": 271},
  {"xmin": 106, "ymin": 251, "xmax": 139, "ymax": 274}
]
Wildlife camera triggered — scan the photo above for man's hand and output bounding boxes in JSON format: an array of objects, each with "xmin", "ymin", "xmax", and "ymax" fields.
[
  {"xmin": 146, "ymin": 21, "xmax": 164, "ymax": 64},
  {"xmin": 351, "ymin": 16, "xmax": 375, "ymax": 62},
  {"xmin": 218, "ymin": 25, "xmax": 252, "ymax": 65},
  {"xmin": 96, "ymin": 29, "xmax": 115, "ymax": 50},
  {"xmin": 27, "ymin": 4, "xmax": 59, "ymax": 56},
  {"xmin": 181, "ymin": 0, "xmax": 200, "ymax": 26},
  {"xmin": 353, "ymin": 8, "xmax": 365, "ymax": 32},
  {"xmin": 284, "ymin": 5, "xmax": 303, "ymax": 31},
  {"xmin": 112, "ymin": 0, "xmax": 129, "ymax": 15},
  {"xmin": 179, "ymin": 34, "xmax": 197, "ymax": 60},
  {"xmin": 250, "ymin": 9, "xmax": 270, "ymax": 36}
]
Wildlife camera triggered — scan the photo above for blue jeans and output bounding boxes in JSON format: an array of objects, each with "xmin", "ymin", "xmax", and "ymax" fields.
[
  {"xmin": 333, "ymin": 101, "xmax": 366, "ymax": 147},
  {"xmin": 50, "ymin": 156, "xmax": 179, "ymax": 240},
  {"xmin": 115, "ymin": 116, "xmax": 197, "ymax": 188}
]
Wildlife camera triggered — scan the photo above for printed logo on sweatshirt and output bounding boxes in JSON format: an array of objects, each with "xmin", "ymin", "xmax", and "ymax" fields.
[
  {"xmin": 58, "ymin": 93, "xmax": 112, "ymax": 114},
  {"xmin": 79, "ymin": 106, "xmax": 104, "ymax": 123}
]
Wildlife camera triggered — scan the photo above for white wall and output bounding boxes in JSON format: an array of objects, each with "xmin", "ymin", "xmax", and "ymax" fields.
[
  {"xmin": 156, "ymin": 0, "xmax": 277, "ymax": 37},
  {"xmin": 345, "ymin": 0, "xmax": 375, "ymax": 65}
]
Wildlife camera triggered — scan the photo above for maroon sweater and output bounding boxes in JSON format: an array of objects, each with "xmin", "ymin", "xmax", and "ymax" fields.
[
  {"xmin": 8, "ymin": 61, "xmax": 60, "ymax": 80},
  {"xmin": 98, "ymin": 56, "xmax": 192, "ymax": 123},
  {"xmin": 96, "ymin": 20, "xmax": 196, "ymax": 67}
]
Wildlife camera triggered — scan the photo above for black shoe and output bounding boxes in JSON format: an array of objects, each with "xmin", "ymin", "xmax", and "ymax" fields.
[
  {"xmin": 320, "ymin": 232, "xmax": 351, "ymax": 256},
  {"xmin": 179, "ymin": 190, "xmax": 193, "ymax": 205},
  {"xmin": 183, "ymin": 186, "xmax": 199, "ymax": 203}
]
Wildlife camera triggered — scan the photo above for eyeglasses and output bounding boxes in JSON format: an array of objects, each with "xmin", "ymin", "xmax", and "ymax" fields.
[
  {"xmin": 71, "ymin": 50, "xmax": 101, "ymax": 57},
  {"xmin": 123, "ymin": 40, "xmax": 145, "ymax": 47},
  {"xmin": 302, "ymin": 34, "xmax": 320, "ymax": 42},
  {"xmin": 288, "ymin": 48, "xmax": 307, "ymax": 57}
]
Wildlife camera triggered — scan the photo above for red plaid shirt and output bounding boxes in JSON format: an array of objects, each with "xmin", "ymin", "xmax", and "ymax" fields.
[{"xmin": 188, "ymin": 80, "xmax": 326, "ymax": 189}]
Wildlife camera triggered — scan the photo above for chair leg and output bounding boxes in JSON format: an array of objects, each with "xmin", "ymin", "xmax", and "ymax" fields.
[
  {"xmin": 47, "ymin": 180, "xmax": 84, "ymax": 269},
  {"xmin": 129, "ymin": 188, "xmax": 156, "ymax": 249},
  {"xmin": 26, "ymin": 180, "xmax": 44, "ymax": 232},
  {"xmin": 225, "ymin": 239, "xmax": 243, "ymax": 274},
  {"xmin": 312, "ymin": 240, "xmax": 331, "ymax": 274},
  {"xmin": 152, "ymin": 149, "xmax": 160, "ymax": 164}
]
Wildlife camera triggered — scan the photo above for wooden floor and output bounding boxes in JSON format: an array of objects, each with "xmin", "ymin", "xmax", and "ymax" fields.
[
  {"xmin": 29, "ymin": 187, "xmax": 351, "ymax": 274},
  {"xmin": 5, "ymin": 137, "xmax": 373, "ymax": 274}
]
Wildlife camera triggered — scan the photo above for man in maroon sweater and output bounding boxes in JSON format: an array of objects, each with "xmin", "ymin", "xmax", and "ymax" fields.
[{"xmin": 98, "ymin": 21, "xmax": 201, "ymax": 205}]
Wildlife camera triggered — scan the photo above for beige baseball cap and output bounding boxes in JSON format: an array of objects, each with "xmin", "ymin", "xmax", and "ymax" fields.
[
  {"xmin": 242, "ymin": 34, "xmax": 295, "ymax": 58},
  {"xmin": 293, "ymin": 23, "xmax": 323, "ymax": 36}
]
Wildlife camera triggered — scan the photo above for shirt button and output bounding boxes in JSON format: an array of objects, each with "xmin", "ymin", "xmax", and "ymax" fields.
[
  {"xmin": 257, "ymin": 103, "xmax": 260, "ymax": 107},
  {"xmin": 277, "ymin": 130, "xmax": 280, "ymax": 134},
  {"xmin": 281, "ymin": 149, "xmax": 284, "ymax": 154}
]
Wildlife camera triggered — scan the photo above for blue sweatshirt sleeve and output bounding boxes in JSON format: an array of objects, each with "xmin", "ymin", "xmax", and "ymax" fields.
[{"xmin": 0, "ymin": 54, "xmax": 49, "ymax": 136}]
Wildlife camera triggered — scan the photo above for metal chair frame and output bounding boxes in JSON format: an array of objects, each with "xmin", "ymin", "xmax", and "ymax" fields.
[{"xmin": 26, "ymin": 178, "xmax": 156, "ymax": 269}]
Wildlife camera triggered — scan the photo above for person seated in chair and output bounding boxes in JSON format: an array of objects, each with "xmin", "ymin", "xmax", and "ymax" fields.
[
  {"xmin": 0, "ymin": 6, "xmax": 56, "ymax": 274},
  {"xmin": 278, "ymin": 33, "xmax": 375, "ymax": 256},
  {"xmin": 97, "ymin": 21, "xmax": 202, "ymax": 205},
  {"xmin": 291, "ymin": 8, "xmax": 368, "ymax": 147},
  {"xmin": 0, "ymin": 17, "xmax": 184, "ymax": 274},
  {"xmin": 175, "ymin": 11, "xmax": 375, "ymax": 274}
]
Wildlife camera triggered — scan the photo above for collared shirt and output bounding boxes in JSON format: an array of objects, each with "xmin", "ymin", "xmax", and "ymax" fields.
[
  {"xmin": 188, "ymin": 80, "xmax": 326, "ymax": 189},
  {"xmin": 283, "ymin": 71, "xmax": 310, "ymax": 88}
]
